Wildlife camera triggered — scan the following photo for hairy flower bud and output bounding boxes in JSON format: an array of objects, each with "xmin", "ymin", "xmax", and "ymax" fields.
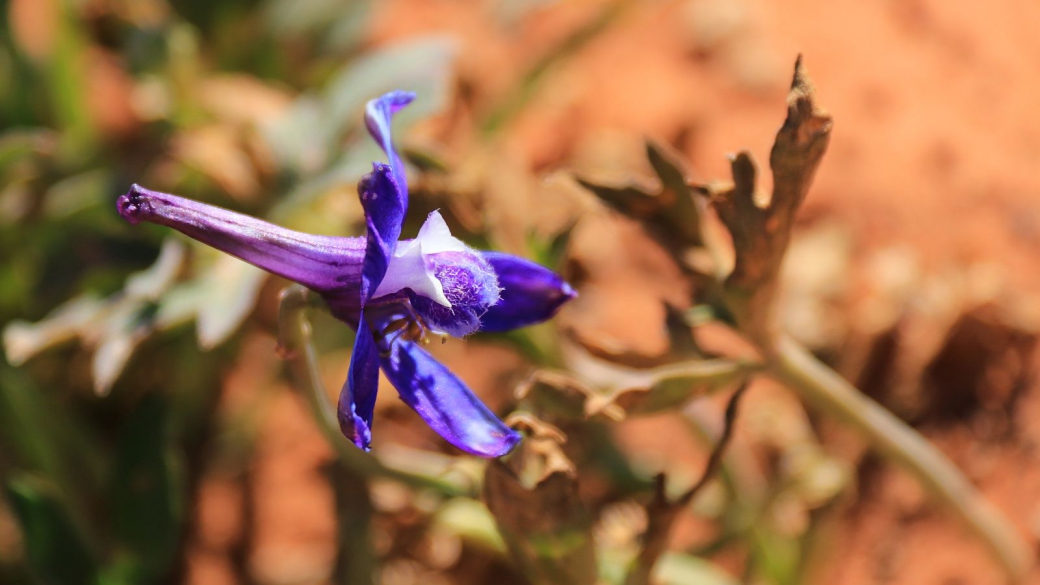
[
  {"xmin": 411, "ymin": 249, "xmax": 501, "ymax": 337},
  {"xmin": 371, "ymin": 210, "xmax": 501, "ymax": 336}
]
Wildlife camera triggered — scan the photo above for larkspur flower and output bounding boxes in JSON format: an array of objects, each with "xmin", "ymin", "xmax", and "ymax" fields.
[{"xmin": 116, "ymin": 91, "xmax": 575, "ymax": 457}]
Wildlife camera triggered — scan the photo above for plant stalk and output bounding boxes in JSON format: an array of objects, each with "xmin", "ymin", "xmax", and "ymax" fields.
[{"xmin": 768, "ymin": 335, "xmax": 1031, "ymax": 582}]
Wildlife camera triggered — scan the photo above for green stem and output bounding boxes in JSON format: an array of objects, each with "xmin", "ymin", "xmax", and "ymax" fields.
[
  {"xmin": 768, "ymin": 335, "xmax": 1031, "ymax": 582},
  {"xmin": 326, "ymin": 460, "xmax": 376, "ymax": 585},
  {"xmin": 276, "ymin": 285, "xmax": 470, "ymax": 498}
]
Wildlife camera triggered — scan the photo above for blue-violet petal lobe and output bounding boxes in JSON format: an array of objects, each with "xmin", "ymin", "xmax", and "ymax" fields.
[
  {"xmin": 478, "ymin": 251, "xmax": 576, "ymax": 332},
  {"xmin": 379, "ymin": 339, "xmax": 520, "ymax": 457}
]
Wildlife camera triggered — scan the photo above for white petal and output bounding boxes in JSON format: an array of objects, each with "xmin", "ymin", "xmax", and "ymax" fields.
[
  {"xmin": 415, "ymin": 210, "xmax": 467, "ymax": 254},
  {"xmin": 370, "ymin": 243, "xmax": 448, "ymax": 306},
  {"xmin": 370, "ymin": 211, "xmax": 459, "ymax": 307}
]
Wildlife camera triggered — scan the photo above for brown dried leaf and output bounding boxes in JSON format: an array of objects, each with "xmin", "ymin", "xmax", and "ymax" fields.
[
  {"xmin": 575, "ymin": 177, "xmax": 663, "ymax": 219},
  {"xmin": 484, "ymin": 416, "xmax": 597, "ymax": 585},
  {"xmin": 515, "ymin": 370, "xmax": 616, "ymax": 422},
  {"xmin": 701, "ymin": 56, "xmax": 832, "ymax": 343},
  {"xmin": 646, "ymin": 140, "xmax": 704, "ymax": 246},
  {"xmin": 625, "ymin": 382, "xmax": 749, "ymax": 585},
  {"xmin": 576, "ymin": 139, "xmax": 705, "ymax": 251},
  {"xmin": 622, "ymin": 475, "xmax": 688, "ymax": 585}
]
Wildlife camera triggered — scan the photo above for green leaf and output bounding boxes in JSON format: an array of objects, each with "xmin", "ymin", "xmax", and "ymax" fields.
[
  {"xmin": 48, "ymin": 6, "xmax": 95, "ymax": 158},
  {"xmin": 42, "ymin": 170, "xmax": 111, "ymax": 219},
  {"xmin": 526, "ymin": 220, "xmax": 578, "ymax": 271},
  {"xmin": 433, "ymin": 498, "xmax": 506, "ymax": 553},
  {"xmin": 655, "ymin": 553, "xmax": 737, "ymax": 585},
  {"xmin": 264, "ymin": 0, "xmax": 372, "ymax": 52},
  {"xmin": 322, "ymin": 36, "xmax": 456, "ymax": 134},
  {"xmin": 194, "ymin": 254, "xmax": 266, "ymax": 350},
  {"xmin": 595, "ymin": 359, "xmax": 756, "ymax": 417},
  {"xmin": 110, "ymin": 395, "xmax": 185, "ymax": 582},
  {"xmin": 0, "ymin": 365, "xmax": 104, "ymax": 515},
  {"xmin": 0, "ymin": 129, "xmax": 57, "ymax": 175},
  {"xmin": 6, "ymin": 475, "xmax": 99, "ymax": 585}
]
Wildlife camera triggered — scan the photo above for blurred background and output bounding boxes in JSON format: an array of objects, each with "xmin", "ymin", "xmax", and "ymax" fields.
[{"xmin": 2, "ymin": 0, "xmax": 1040, "ymax": 584}]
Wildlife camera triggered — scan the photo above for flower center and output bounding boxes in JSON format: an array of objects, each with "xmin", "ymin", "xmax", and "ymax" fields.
[
  {"xmin": 369, "ymin": 211, "xmax": 500, "ymax": 338},
  {"xmin": 365, "ymin": 296, "xmax": 444, "ymax": 354}
]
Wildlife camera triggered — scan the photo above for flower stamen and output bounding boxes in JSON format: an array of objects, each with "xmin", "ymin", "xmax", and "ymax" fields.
[{"xmin": 366, "ymin": 297, "xmax": 437, "ymax": 356}]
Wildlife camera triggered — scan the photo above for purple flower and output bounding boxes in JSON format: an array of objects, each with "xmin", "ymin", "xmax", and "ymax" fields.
[{"xmin": 116, "ymin": 91, "xmax": 575, "ymax": 457}]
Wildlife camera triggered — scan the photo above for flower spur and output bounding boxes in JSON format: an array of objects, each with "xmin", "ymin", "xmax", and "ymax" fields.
[{"xmin": 117, "ymin": 91, "xmax": 575, "ymax": 457}]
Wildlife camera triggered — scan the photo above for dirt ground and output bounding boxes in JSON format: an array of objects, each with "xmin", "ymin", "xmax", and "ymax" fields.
[{"xmin": 190, "ymin": 1, "xmax": 1040, "ymax": 583}]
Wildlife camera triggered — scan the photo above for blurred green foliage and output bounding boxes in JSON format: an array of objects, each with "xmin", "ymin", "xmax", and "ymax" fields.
[{"xmin": 0, "ymin": 0, "xmax": 456, "ymax": 582}]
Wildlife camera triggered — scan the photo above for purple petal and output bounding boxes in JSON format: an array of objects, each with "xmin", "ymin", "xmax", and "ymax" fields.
[
  {"xmin": 339, "ymin": 313, "xmax": 380, "ymax": 450},
  {"xmin": 357, "ymin": 165, "xmax": 405, "ymax": 302},
  {"xmin": 365, "ymin": 91, "xmax": 415, "ymax": 201},
  {"xmin": 379, "ymin": 339, "xmax": 520, "ymax": 457},
  {"xmin": 117, "ymin": 185, "xmax": 365, "ymax": 295},
  {"xmin": 409, "ymin": 293, "xmax": 482, "ymax": 338},
  {"xmin": 478, "ymin": 252, "xmax": 577, "ymax": 332}
]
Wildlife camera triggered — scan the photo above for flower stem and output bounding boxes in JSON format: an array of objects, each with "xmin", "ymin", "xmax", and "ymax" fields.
[
  {"xmin": 624, "ymin": 382, "xmax": 750, "ymax": 585},
  {"xmin": 768, "ymin": 335, "xmax": 1031, "ymax": 582}
]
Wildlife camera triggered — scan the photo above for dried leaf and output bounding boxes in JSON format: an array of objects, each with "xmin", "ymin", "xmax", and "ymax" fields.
[
  {"xmin": 622, "ymin": 476, "xmax": 688, "ymax": 585},
  {"xmin": 699, "ymin": 56, "xmax": 832, "ymax": 343},
  {"xmin": 575, "ymin": 177, "xmax": 664, "ymax": 219},
  {"xmin": 92, "ymin": 312, "xmax": 145, "ymax": 396},
  {"xmin": 484, "ymin": 416, "xmax": 597, "ymax": 585},
  {"xmin": 625, "ymin": 382, "xmax": 749, "ymax": 585},
  {"xmin": 646, "ymin": 140, "xmax": 704, "ymax": 246},
  {"xmin": 516, "ymin": 370, "xmax": 608, "ymax": 421},
  {"xmin": 576, "ymin": 139, "xmax": 705, "ymax": 251},
  {"xmin": 3, "ymin": 295, "xmax": 105, "ymax": 366},
  {"xmin": 125, "ymin": 239, "xmax": 185, "ymax": 299}
]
